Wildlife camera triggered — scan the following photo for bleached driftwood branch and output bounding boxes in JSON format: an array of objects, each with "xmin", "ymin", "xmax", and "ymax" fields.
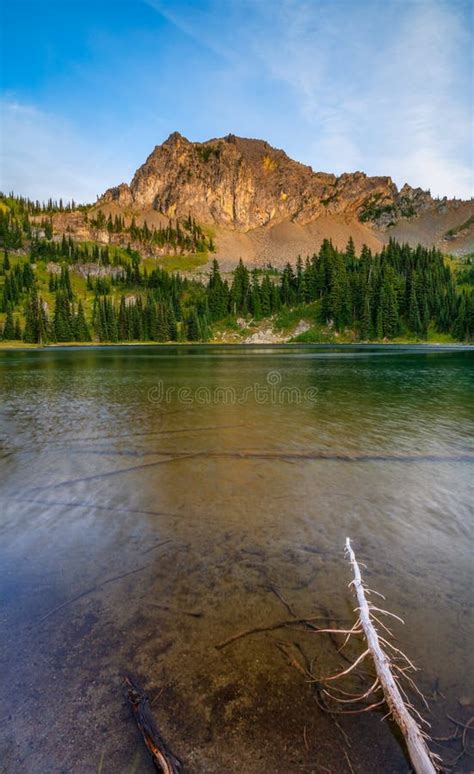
[{"xmin": 343, "ymin": 537, "xmax": 437, "ymax": 774}]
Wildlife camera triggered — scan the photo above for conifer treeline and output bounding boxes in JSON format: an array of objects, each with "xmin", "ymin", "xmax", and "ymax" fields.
[
  {"xmin": 0, "ymin": 193, "xmax": 215, "ymax": 257},
  {"xmin": 1, "ymin": 238, "xmax": 473, "ymax": 343},
  {"xmin": 87, "ymin": 210, "xmax": 215, "ymax": 254},
  {"xmin": 30, "ymin": 234, "xmax": 131, "ymax": 266},
  {"xmin": 0, "ymin": 192, "xmax": 88, "ymax": 214},
  {"xmin": 0, "ymin": 193, "xmax": 88, "ymax": 250},
  {"xmin": 205, "ymin": 238, "xmax": 473, "ymax": 340}
]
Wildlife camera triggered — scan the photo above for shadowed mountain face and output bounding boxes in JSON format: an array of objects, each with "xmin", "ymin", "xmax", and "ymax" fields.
[{"xmin": 53, "ymin": 132, "xmax": 473, "ymax": 265}]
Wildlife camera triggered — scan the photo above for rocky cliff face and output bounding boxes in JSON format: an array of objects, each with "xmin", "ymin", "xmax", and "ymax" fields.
[{"xmin": 99, "ymin": 132, "xmax": 438, "ymax": 231}]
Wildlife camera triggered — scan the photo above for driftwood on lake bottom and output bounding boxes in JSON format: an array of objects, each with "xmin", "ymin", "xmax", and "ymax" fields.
[
  {"xmin": 123, "ymin": 675, "xmax": 182, "ymax": 774},
  {"xmin": 327, "ymin": 538, "xmax": 439, "ymax": 774}
]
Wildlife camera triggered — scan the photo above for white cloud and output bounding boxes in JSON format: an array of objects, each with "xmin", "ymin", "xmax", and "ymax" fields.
[
  {"xmin": 390, "ymin": 146, "xmax": 473, "ymax": 199},
  {"xmin": 0, "ymin": 99, "xmax": 135, "ymax": 202}
]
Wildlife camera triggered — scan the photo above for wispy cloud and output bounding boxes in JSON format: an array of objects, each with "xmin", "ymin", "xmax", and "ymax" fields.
[
  {"xmin": 371, "ymin": 0, "xmax": 473, "ymax": 197},
  {"xmin": 247, "ymin": 0, "xmax": 473, "ymax": 196},
  {"xmin": 0, "ymin": 99, "xmax": 137, "ymax": 201},
  {"xmin": 142, "ymin": 0, "xmax": 236, "ymax": 63}
]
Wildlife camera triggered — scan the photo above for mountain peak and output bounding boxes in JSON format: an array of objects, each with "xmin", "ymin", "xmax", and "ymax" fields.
[
  {"xmin": 97, "ymin": 132, "xmax": 473, "ymax": 256},
  {"xmin": 163, "ymin": 130, "xmax": 188, "ymax": 146},
  {"xmin": 101, "ymin": 132, "xmax": 410, "ymax": 228}
]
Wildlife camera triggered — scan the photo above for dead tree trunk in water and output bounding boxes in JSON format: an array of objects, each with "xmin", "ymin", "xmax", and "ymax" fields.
[{"xmin": 343, "ymin": 538, "xmax": 437, "ymax": 774}]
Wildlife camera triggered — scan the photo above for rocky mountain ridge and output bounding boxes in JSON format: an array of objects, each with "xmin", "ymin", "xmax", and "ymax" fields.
[
  {"xmin": 48, "ymin": 132, "xmax": 473, "ymax": 265},
  {"xmin": 100, "ymin": 131, "xmax": 438, "ymax": 230}
]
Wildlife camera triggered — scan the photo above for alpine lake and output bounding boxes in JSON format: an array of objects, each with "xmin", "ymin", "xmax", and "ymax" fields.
[{"xmin": 0, "ymin": 344, "xmax": 473, "ymax": 773}]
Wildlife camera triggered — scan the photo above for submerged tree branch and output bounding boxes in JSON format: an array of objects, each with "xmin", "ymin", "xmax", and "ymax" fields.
[
  {"xmin": 215, "ymin": 615, "xmax": 330, "ymax": 649},
  {"xmin": 123, "ymin": 675, "xmax": 182, "ymax": 774},
  {"xmin": 344, "ymin": 538, "xmax": 437, "ymax": 774}
]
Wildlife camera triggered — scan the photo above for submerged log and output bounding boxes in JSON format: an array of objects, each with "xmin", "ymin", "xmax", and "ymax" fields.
[
  {"xmin": 123, "ymin": 675, "xmax": 182, "ymax": 773},
  {"xmin": 344, "ymin": 538, "xmax": 437, "ymax": 774}
]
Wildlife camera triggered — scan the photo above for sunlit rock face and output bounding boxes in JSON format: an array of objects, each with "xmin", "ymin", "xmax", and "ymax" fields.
[{"xmin": 99, "ymin": 132, "xmax": 436, "ymax": 231}]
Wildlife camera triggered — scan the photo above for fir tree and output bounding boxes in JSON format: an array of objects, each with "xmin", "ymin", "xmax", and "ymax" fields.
[
  {"xmin": 408, "ymin": 283, "xmax": 421, "ymax": 336},
  {"xmin": 2, "ymin": 305, "xmax": 15, "ymax": 339},
  {"xmin": 208, "ymin": 259, "xmax": 228, "ymax": 319},
  {"xmin": 230, "ymin": 259, "xmax": 250, "ymax": 314},
  {"xmin": 23, "ymin": 290, "xmax": 49, "ymax": 343},
  {"xmin": 361, "ymin": 295, "xmax": 373, "ymax": 340},
  {"xmin": 345, "ymin": 236, "xmax": 356, "ymax": 261},
  {"xmin": 186, "ymin": 310, "xmax": 200, "ymax": 341},
  {"xmin": 250, "ymin": 270, "xmax": 262, "ymax": 318},
  {"xmin": 73, "ymin": 301, "xmax": 91, "ymax": 341},
  {"xmin": 157, "ymin": 304, "xmax": 170, "ymax": 341},
  {"xmin": 53, "ymin": 291, "xmax": 73, "ymax": 341}
]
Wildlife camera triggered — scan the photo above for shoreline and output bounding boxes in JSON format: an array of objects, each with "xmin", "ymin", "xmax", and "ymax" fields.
[{"xmin": 1, "ymin": 340, "xmax": 473, "ymax": 351}]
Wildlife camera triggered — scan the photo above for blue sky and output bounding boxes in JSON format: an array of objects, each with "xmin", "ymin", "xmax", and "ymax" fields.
[{"xmin": 1, "ymin": 0, "xmax": 472, "ymax": 201}]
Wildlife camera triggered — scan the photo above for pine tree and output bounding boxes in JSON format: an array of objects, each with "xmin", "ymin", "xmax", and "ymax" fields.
[
  {"xmin": 118, "ymin": 296, "xmax": 129, "ymax": 340},
  {"xmin": 230, "ymin": 259, "xmax": 250, "ymax": 314},
  {"xmin": 168, "ymin": 304, "xmax": 178, "ymax": 341},
  {"xmin": 345, "ymin": 237, "xmax": 356, "ymax": 261},
  {"xmin": 53, "ymin": 291, "xmax": 73, "ymax": 341},
  {"xmin": 361, "ymin": 295, "xmax": 373, "ymax": 340},
  {"xmin": 59, "ymin": 266, "xmax": 73, "ymax": 301},
  {"xmin": 453, "ymin": 293, "xmax": 471, "ymax": 341},
  {"xmin": 23, "ymin": 290, "xmax": 49, "ymax": 343},
  {"xmin": 208, "ymin": 259, "xmax": 228, "ymax": 320},
  {"xmin": 250, "ymin": 270, "xmax": 262, "ymax": 318},
  {"xmin": 23, "ymin": 294, "xmax": 38, "ymax": 343},
  {"xmin": 186, "ymin": 310, "xmax": 200, "ymax": 341},
  {"xmin": 408, "ymin": 283, "xmax": 421, "ymax": 336},
  {"xmin": 2, "ymin": 305, "xmax": 15, "ymax": 339},
  {"xmin": 281, "ymin": 263, "xmax": 297, "ymax": 306},
  {"xmin": 260, "ymin": 274, "xmax": 272, "ymax": 317},
  {"xmin": 296, "ymin": 256, "xmax": 306, "ymax": 303},
  {"xmin": 271, "ymin": 284, "xmax": 281, "ymax": 313},
  {"xmin": 156, "ymin": 304, "xmax": 170, "ymax": 341},
  {"xmin": 44, "ymin": 219, "xmax": 53, "ymax": 239},
  {"xmin": 73, "ymin": 301, "xmax": 91, "ymax": 341},
  {"xmin": 381, "ymin": 272, "xmax": 399, "ymax": 338},
  {"xmin": 420, "ymin": 291, "xmax": 430, "ymax": 338}
]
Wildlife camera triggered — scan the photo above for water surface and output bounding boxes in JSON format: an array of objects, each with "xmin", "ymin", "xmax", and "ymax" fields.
[{"xmin": 1, "ymin": 345, "xmax": 473, "ymax": 773}]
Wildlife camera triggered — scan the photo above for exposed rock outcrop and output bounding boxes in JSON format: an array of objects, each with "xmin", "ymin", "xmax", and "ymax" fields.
[{"xmin": 100, "ymin": 132, "xmax": 441, "ymax": 231}]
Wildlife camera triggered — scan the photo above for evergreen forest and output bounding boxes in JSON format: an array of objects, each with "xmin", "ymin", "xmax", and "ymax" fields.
[{"xmin": 1, "ymin": 193, "xmax": 472, "ymax": 344}]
